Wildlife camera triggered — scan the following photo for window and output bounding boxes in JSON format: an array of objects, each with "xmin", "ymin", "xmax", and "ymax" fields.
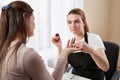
[{"xmin": 26, "ymin": 0, "xmax": 84, "ymax": 51}]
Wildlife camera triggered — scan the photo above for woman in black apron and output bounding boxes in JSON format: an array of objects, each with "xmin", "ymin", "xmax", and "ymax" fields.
[
  {"xmin": 52, "ymin": 8, "xmax": 109, "ymax": 80},
  {"xmin": 68, "ymin": 32, "xmax": 105, "ymax": 80}
]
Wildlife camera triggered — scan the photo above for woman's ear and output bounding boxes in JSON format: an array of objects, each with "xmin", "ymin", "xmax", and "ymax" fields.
[
  {"xmin": 83, "ymin": 22, "xmax": 85, "ymax": 28},
  {"xmin": 23, "ymin": 13, "xmax": 27, "ymax": 21}
]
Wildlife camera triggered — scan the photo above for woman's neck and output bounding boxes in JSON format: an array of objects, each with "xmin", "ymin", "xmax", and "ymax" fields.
[{"xmin": 74, "ymin": 32, "xmax": 84, "ymax": 41}]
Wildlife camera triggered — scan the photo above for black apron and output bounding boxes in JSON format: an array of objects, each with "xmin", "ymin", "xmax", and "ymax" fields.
[{"xmin": 68, "ymin": 33, "xmax": 104, "ymax": 80}]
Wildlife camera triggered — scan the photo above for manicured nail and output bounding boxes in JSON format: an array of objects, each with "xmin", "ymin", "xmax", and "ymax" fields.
[{"xmin": 56, "ymin": 33, "xmax": 59, "ymax": 36}]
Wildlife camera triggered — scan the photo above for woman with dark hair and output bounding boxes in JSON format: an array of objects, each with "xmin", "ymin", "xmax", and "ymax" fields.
[
  {"xmin": 52, "ymin": 8, "xmax": 109, "ymax": 80},
  {"xmin": 0, "ymin": 1, "xmax": 80, "ymax": 80}
]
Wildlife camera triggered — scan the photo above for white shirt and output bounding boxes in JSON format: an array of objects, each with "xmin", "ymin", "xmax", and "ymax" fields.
[{"xmin": 75, "ymin": 32, "xmax": 105, "ymax": 50}]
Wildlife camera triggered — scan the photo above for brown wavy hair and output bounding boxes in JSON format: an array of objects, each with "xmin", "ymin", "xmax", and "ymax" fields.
[{"xmin": 0, "ymin": 1, "xmax": 33, "ymax": 79}]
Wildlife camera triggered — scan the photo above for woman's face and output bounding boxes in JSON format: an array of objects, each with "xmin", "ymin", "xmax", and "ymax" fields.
[
  {"xmin": 25, "ymin": 14, "xmax": 35, "ymax": 37},
  {"xmin": 67, "ymin": 14, "xmax": 85, "ymax": 35}
]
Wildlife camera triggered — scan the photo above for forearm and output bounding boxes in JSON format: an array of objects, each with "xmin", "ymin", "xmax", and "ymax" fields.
[
  {"xmin": 57, "ymin": 47, "xmax": 62, "ymax": 57},
  {"xmin": 52, "ymin": 58, "xmax": 67, "ymax": 80},
  {"xmin": 90, "ymin": 49, "xmax": 109, "ymax": 71}
]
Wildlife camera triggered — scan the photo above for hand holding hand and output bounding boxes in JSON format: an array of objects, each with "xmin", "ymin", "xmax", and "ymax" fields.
[
  {"xmin": 74, "ymin": 41, "xmax": 94, "ymax": 54},
  {"xmin": 60, "ymin": 38, "xmax": 81, "ymax": 59}
]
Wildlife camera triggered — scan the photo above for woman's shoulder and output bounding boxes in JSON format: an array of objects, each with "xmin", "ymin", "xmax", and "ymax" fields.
[
  {"xmin": 23, "ymin": 45, "xmax": 40, "ymax": 60},
  {"xmin": 87, "ymin": 32, "xmax": 105, "ymax": 49},
  {"xmin": 21, "ymin": 45, "xmax": 46, "ymax": 78},
  {"xmin": 20, "ymin": 44, "xmax": 38, "ymax": 55},
  {"xmin": 22, "ymin": 44, "xmax": 44, "ymax": 69},
  {"xmin": 19, "ymin": 44, "xmax": 41, "ymax": 63},
  {"xmin": 87, "ymin": 32, "xmax": 102, "ymax": 41},
  {"xmin": 24, "ymin": 47, "xmax": 42, "ymax": 63},
  {"xmin": 87, "ymin": 32, "xmax": 100, "ymax": 38}
]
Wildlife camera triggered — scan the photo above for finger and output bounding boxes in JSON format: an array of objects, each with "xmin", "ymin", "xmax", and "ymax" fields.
[
  {"xmin": 55, "ymin": 33, "xmax": 62, "ymax": 42},
  {"xmin": 70, "ymin": 38, "xmax": 73, "ymax": 45},
  {"xmin": 52, "ymin": 37, "xmax": 57, "ymax": 43},
  {"xmin": 68, "ymin": 47, "xmax": 80, "ymax": 53},
  {"xmin": 51, "ymin": 37, "xmax": 55, "ymax": 42},
  {"xmin": 55, "ymin": 33, "xmax": 61, "ymax": 39},
  {"xmin": 52, "ymin": 37, "xmax": 55, "ymax": 43},
  {"xmin": 55, "ymin": 33, "xmax": 59, "ymax": 36},
  {"xmin": 73, "ymin": 44, "xmax": 76, "ymax": 48},
  {"xmin": 69, "ymin": 38, "xmax": 74, "ymax": 47},
  {"xmin": 72, "ymin": 38, "xmax": 75, "ymax": 44},
  {"xmin": 73, "ymin": 47, "xmax": 81, "ymax": 51},
  {"xmin": 66, "ymin": 39, "xmax": 70, "ymax": 48}
]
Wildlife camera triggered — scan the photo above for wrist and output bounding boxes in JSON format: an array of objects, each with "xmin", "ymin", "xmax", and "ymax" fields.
[
  {"xmin": 59, "ymin": 48, "xmax": 70, "ymax": 59},
  {"xmin": 60, "ymin": 52, "xmax": 68, "ymax": 59},
  {"xmin": 57, "ymin": 45, "xmax": 62, "ymax": 49},
  {"xmin": 89, "ymin": 48, "xmax": 97, "ymax": 55},
  {"xmin": 57, "ymin": 46, "xmax": 62, "ymax": 52},
  {"xmin": 57, "ymin": 47, "xmax": 62, "ymax": 57}
]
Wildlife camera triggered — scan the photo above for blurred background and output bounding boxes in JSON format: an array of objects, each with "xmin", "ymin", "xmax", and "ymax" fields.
[{"xmin": 0, "ymin": 0, "xmax": 120, "ymax": 69}]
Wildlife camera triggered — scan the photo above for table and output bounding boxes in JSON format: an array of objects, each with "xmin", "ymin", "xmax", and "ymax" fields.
[
  {"xmin": 47, "ymin": 67, "xmax": 91, "ymax": 80},
  {"xmin": 62, "ymin": 72, "xmax": 91, "ymax": 80}
]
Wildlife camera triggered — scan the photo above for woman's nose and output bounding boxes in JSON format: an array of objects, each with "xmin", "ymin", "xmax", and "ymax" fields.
[{"xmin": 71, "ymin": 23, "xmax": 76, "ymax": 27}]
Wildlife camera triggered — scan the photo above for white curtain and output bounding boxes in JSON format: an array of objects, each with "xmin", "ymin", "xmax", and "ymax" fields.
[
  {"xmin": 0, "ymin": 0, "xmax": 83, "ymax": 66},
  {"xmin": 27, "ymin": 0, "xmax": 84, "ymax": 50},
  {"xmin": 0, "ymin": 0, "xmax": 83, "ymax": 58},
  {"xmin": 50, "ymin": 0, "xmax": 83, "ymax": 48}
]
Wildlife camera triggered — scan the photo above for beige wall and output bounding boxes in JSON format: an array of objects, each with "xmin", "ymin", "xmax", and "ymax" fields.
[
  {"xmin": 109, "ymin": 0, "xmax": 120, "ymax": 45},
  {"xmin": 84, "ymin": 0, "xmax": 120, "ymax": 67},
  {"xmin": 109, "ymin": 0, "xmax": 120, "ymax": 67},
  {"xmin": 84, "ymin": 0, "xmax": 109, "ymax": 40}
]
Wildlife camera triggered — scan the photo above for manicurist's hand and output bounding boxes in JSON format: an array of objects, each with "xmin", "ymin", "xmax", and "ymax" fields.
[{"xmin": 52, "ymin": 33, "xmax": 62, "ymax": 49}]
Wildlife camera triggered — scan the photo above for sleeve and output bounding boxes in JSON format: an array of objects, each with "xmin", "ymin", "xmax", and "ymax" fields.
[
  {"xmin": 88, "ymin": 33, "xmax": 105, "ymax": 50},
  {"xmin": 93, "ymin": 34, "xmax": 105, "ymax": 50},
  {"xmin": 23, "ymin": 48, "xmax": 67, "ymax": 80}
]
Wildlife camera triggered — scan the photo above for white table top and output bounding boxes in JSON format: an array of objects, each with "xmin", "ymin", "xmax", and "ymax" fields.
[
  {"xmin": 62, "ymin": 72, "xmax": 91, "ymax": 80},
  {"xmin": 47, "ymin": 67, "xmax": 91, "ymax": 80}
]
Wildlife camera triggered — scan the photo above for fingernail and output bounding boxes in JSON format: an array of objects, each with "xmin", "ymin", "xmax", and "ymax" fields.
[
  {"xmin": 56, "ymin": 33, "xmax": 59, "ymax": 36},
  {"xmin": 73, "ymin": 38, "xmax": 75, "ymax": 43}
]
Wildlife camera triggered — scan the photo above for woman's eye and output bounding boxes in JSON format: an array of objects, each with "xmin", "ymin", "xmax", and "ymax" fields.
[
  {"xmin": 67, "ymin": 21, "xmax": 71, "ymax": 24},
  {"xmin": 75, "ymin": 20, "xmax": 80, "ymax": 23}
]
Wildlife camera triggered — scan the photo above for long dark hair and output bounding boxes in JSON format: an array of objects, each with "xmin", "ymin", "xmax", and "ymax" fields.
[
  {"xmin": 67, "ymin": 8, "xmax": 89, "ymax": 32},
  {"xmin": 0, "ymin": 1, "xmax": 33, "ymax": 79}
]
